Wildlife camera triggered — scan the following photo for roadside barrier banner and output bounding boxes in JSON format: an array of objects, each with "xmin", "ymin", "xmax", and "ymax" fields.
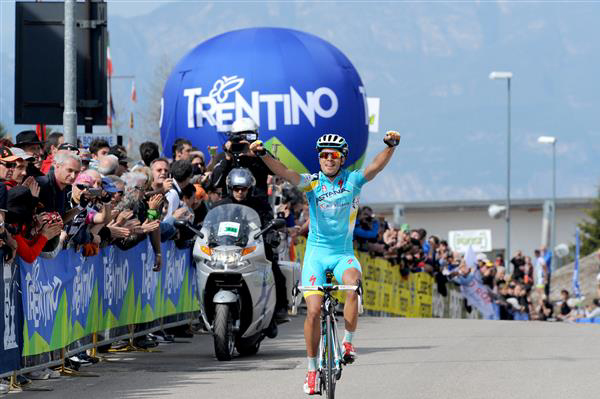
[
  {"xmin": 1, "ymin": 261, "xmax": 22, "ymax": 374},
  {"xmin": 295, "ymin": 237, "xmax": 433, "ymax": 318},
  {"xmin": 19, "ymin": 239, "xmax": 199, "ymax": 357},
  {"xmin": 459, "ymin": 270, "xmax": 497, "ymax": 320}
]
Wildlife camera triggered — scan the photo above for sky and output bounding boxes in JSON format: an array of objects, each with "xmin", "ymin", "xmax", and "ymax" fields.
[{"xmin": 1, "ymin": 1, "xmax": 599, "ymax": 204}]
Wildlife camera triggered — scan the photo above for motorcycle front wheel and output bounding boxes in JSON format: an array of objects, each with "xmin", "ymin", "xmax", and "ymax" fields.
[{"xmin": 213, "ymin": 304, "xmax": 235, "ymax": 361}]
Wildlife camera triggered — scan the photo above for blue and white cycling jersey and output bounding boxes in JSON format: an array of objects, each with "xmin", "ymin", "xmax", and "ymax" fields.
[{"xmin": 297, "ymin": 168, "xmax": 368, "ymax": 253}]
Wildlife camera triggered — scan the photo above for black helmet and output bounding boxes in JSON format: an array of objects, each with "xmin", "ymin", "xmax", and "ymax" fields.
[{"xmin": 226, "ymin": 168, "xmax": 256, "ymax": 196}]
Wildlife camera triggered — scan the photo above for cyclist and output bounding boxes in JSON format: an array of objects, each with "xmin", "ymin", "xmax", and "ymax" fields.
[{"xmin": 249, "ymin": 130, "xmax": 400, "ymax": 395}]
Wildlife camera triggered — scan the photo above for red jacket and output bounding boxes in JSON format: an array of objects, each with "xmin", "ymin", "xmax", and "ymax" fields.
[
  {"xmin": 41, "ymin": 155, "xmax": 53, "ymax": 174},
  {"xmin": 15, "ymin": 233, "xmax": 48, "ymax": 263}
]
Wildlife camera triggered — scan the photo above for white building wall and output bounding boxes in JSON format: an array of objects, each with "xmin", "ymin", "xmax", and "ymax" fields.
[{"xmin": 375, "ymin": 207, "xmax": 590, "ymax": 258}]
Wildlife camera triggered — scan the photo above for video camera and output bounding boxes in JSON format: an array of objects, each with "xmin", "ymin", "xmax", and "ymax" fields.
[{"xmin": 228, "ymin": 131, "xmax": 258, "ymax": 154}]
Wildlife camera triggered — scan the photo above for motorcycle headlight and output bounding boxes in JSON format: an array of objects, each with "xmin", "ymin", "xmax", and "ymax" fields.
[{"xmin": 212, "ymin": 248, "xmax": 243, "ymax": 269}]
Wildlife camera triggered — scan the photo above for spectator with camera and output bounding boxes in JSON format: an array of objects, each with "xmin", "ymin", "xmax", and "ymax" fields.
[
  {"xmin": 209, "ymin": 118, "xmax": 273, "ymax": 202},
  {"xmin": 5, "ymin": 186, "xmax": 63, "ymax": 263},
  {"xmin": 354, "ymin": 206, "xmax": 380, "ymax": 252},
  {"xmin": 63, "ymin": 171, "xmax": 113, "ymax": 252}
]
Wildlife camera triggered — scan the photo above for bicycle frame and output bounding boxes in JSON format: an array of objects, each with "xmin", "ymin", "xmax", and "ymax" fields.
[{"xmin": 293, "ymin": 281, "xmax": 363, "ymax": 398}]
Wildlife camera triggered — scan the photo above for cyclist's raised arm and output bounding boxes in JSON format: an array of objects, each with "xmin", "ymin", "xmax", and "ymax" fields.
[
  {"xmin": 249, "ymin": 140, "xmax": 302, "ymax": 185},
  {"xmin": 363, "ymin": 130, "xmax": 401, "ymax": 182}
]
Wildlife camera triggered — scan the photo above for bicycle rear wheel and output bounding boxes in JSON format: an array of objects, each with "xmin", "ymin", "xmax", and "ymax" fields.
[{"xmin": 325, "ymin": 313, "xmax": 336, "ymax": 399}]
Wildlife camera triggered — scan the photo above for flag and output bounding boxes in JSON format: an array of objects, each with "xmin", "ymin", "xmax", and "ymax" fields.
[
  {"xmin": 107, "ymin": 47, "xmax": 113, "ymax": 77},
  {"xmin": 573, "ymin": 228, "xmax": 581, "ymax": 298},
  {"xmin": 129, "ymin": 111, "xmax": 134, "ymax": 129},
  {"xmin": 131, "ymin": 80, "xmax": 137, "ymax": 102},
  {"xmin": 108, "ymin": 94, "xmax": 116, "ymax": 130}
]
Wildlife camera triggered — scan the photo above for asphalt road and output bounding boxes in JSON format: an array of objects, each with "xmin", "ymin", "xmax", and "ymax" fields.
[{"xmin": 15, "ymin": 316, "xmax": 600, "ymax": 399}]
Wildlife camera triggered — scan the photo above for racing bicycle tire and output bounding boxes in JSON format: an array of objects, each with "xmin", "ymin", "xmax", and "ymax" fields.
[{"xmin": 325, "ymin": 312, "xmax": 336, "ymax": 399}]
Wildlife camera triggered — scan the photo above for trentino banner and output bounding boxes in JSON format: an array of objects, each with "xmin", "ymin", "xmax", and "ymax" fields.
[
  {"xmin": 19, "ymin": 240, "xmax": 198, "ymax": 357},
  {"xmin": 159, "ymin": 27, "xmax": 369, "ymax": 173},
  {"xmin": 1, "ymin": 261, "xmax": 22, "ymax": 374}
]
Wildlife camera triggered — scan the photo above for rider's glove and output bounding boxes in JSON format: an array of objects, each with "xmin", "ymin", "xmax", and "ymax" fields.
[{"xmin": 383, "ymin": 130, "xmax": 401, "ymax": 148}]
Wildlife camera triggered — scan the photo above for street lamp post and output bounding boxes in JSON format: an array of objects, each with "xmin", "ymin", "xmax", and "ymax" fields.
[
  {"xmin": 489, "ymin": 71, "xmax": 513, "ymax": 273},
  {"xmin": 537, "ymin": 135, "xmax": 557, "ymax": 270}
]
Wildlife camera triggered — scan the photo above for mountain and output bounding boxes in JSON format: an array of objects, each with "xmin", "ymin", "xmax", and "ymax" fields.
[{"xmin": 2, "ymin": 1, "xmax": 599, "ymax": 203}]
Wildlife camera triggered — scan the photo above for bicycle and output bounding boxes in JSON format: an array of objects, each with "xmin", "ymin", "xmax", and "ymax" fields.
[{"xmin": 292, "ymin": 273, "xmax": 363, "ymax": 399}]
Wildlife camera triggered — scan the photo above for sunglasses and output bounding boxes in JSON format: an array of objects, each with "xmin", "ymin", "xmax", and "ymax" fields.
[
  {"xmin": 1, "ymin": 162, "xmax": 16, "ymax": 169},
  {"xmin": 60, "ymin": 145, "xmax": 80, "ymax": 153},
  {"xmin": 76, "ymin": 184, "xmax": 90, "ymax": 190},
  {"xmin": 319, "ymin": 151, "xmax": 342, "ymax": 160},
  {"xmin": 232, "ymin": 186, "xmax": 249, "ymax": 192}
]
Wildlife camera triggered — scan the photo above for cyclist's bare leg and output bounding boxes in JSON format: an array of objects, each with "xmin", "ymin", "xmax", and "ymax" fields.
[
  {"xmin": 304, "ymin": 294, "xmax": 323, "ymax": 357},
  {"xmin": 342, "ymin": 268, "xmax": 362, "ymax": 332}
]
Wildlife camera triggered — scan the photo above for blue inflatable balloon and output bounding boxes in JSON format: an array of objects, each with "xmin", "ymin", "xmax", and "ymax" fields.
[{"xmin": 160, "ymin": 27, "xmax": 368, "ymax": 173}]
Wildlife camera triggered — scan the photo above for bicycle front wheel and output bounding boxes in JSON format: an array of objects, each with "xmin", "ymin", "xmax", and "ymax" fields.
[{"xmin": 325, "ymin": 314, "xmax": 336, "ymax": 399}]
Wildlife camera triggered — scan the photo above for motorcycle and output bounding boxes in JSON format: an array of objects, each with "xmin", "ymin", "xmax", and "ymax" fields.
[{"xmin": 187, "ymin": 203, "xmax": 291, "ymax": 361}]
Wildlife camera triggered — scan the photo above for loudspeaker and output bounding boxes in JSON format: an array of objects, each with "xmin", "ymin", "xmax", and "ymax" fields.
[{"xmin": 14, "ymin": 1, "xmax": 108, "ymax": 126}]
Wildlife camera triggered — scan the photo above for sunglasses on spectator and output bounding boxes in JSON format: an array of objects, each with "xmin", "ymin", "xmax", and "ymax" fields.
[
  {"xmin": 1, "ymin": 162, "xmax": 16, "ymax": 169},
  {"xmin": 76, "ymin": 184, "xmax": 90, "ymax": 191},
  {"xmin": 319, "ymin": 150, "xmax": 342, "ymax": 160},
  {"xmin": 59, "ymin": 144, "xmax": 80, "ymax": 153}
]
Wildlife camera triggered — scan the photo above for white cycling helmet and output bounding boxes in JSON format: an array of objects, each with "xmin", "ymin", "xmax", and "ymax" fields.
[
  {"xmin": 316, "ymin": 134, "xmax": 348, "ymax": 157},
  {"xmin": 231, "ymin": 117, "xmax": 258, "ymax": 134}
]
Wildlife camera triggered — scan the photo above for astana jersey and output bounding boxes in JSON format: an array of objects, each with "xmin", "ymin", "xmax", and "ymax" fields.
[{"xmin": 297, "ymin": 169, "xmax": 368, "ymax": 253}]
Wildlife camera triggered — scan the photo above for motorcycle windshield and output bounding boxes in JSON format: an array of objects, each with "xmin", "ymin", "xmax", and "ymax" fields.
[{"xmin": 203, "ymin": 203, "xmax": 262, "ymax": 247}]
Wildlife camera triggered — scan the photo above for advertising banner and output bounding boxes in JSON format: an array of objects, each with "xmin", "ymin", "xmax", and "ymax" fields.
[
  {"xmin": 160, "ymin": 27, "xmax": 369, "ymax": 173},
  {"xmin": 20, "ymin": 239, "xmax": 199, "ymax": 357},
  {"xmin": 1, "ymin": 261, "xmax": 22, "ymax": 374},
  {"xmin": 448, "ymin": 229, "xmax": 492, "ymax": 253}
]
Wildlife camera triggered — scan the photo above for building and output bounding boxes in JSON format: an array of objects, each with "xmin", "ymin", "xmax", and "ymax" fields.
[{"xmin": 367, "ymin": 198, "xmax": 593, "ymax": 260}]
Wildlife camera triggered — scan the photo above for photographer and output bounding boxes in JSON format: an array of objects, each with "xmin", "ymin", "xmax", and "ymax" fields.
[
  {"xmin": 63, "ymin": 171, "xmax": 113, "ymax": 251},
  {"xmin": 353, "ymin": 206, "xmax": 380, "ymax": 252},
  {"xmin": 5, "ymin": 186, "xmax": 63, "ymax": 263},
  {"xmin": 209, "ymin": 118, "xmax": 273, "ymax": 201}
]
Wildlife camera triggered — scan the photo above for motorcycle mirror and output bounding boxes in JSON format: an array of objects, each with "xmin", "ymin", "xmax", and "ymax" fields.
[
  {"xmin": 174, "ymin": 220, "xmax": 204, "ymax": 239},
  {"xmin": 253, "ymin": 218, "xmax": 286, "ymax": 240}
]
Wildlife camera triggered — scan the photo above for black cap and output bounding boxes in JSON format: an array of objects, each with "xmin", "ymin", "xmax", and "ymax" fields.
[{"xmin": 15, "ymin": 130, "xmax": 45, "ymax": 147}]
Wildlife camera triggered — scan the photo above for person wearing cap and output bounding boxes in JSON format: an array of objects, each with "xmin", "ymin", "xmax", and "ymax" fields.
[
  {"xmin": 14, "ymin": 130, "xmax": 45, "ymax": 177},
  {"xmin": 0, "ymin": 146, "xmax": 22, "ymax": 182},
  {"xmin": 0, "ymin": 146, "xmax": 22, "ymax": 210},
  {"xmin": 9, "ymin": 147, "xmax": 35, "ymax": 185},
  {"xmin": 41, "ymin": 132, "xmax": 64, "ymax": 174}
]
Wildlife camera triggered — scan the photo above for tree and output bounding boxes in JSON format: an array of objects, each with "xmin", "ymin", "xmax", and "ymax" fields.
[
  {"xmin": 577, "ymin": 188, "xmax": 600, "ymax": 256},
  {"xmin": 0, "ymin": 122, "xmax": 7, "ymax": 138}
]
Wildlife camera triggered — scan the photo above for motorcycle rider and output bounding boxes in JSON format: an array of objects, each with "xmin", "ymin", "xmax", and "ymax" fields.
[{"xmin": 212, "ymin": 167, "xmax": 290, "ymax": 323}]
